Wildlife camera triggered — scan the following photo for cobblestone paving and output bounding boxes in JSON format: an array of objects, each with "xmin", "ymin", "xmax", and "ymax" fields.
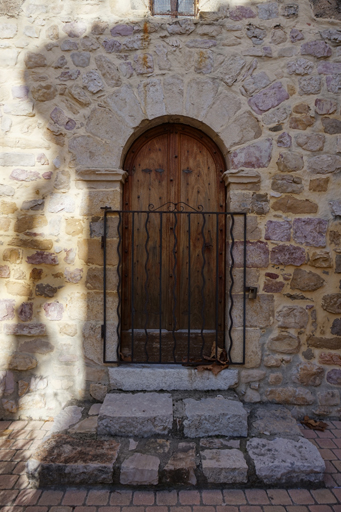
[{"xmin": 0, "ymin": 420, "xmax": 341, "ymax": 511}]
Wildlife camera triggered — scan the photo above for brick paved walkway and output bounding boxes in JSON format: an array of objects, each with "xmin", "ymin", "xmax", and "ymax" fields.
[{"xmin": 0, "ymin": 419, "xmax": 341, "ymax": 512}]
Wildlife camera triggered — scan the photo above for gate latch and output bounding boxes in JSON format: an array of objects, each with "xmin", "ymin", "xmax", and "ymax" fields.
[{"xmin": 245, "ymin": 286, "xmax": 258, "ymax": 299}]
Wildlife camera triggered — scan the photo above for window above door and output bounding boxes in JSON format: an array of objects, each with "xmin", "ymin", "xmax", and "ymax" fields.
[{"xmin": 151, "ymin": 0, "xmax": 197, "ymax": 16}]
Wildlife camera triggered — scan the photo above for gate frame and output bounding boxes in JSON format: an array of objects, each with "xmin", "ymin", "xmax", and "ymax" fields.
[{"xmin": 101, "ymin": 205, "xmax": 247, "ymax": 366}]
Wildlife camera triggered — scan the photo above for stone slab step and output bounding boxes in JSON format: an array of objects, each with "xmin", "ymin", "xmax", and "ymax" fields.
[
  {"xmin": 98, "ymin": 392, "xmax": 173, "ymax": 437},
  {"xmin": 109, "ymin": 365, "xmax": 239, "ymax": 391},
  {"xmin": 26, "ymin": 433, "xmax": 325, "ymax": 488},
  {"xmin": 97, "ymin": 393, "xmax": 248, "ymax": 438}
]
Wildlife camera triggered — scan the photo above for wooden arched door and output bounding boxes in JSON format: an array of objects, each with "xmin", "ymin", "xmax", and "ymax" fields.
[{"xmin": 122, "ymin": 123, "xmax": 226, "ymax": 363}]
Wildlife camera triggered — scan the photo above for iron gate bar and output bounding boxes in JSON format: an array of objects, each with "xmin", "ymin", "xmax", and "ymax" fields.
[{"xmin": 101, "ymin": 204, "xmax": 247, "ymax": 366}]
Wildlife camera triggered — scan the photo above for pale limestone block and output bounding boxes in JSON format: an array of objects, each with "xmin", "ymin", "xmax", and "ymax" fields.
[
  {"xmin": 137, "ymin": 78, "xmax": 166, "ymax": 119},
  {"xmin": 185, "ymin": 77, "xmax": 219, "ymax": 120},
  {"xmin": 106, "ymin": 84, "xmax": 145, "ymax": 127},
  {"xmin": 163, "ymin": 75, "xmax": 184, "ymax": 115}
]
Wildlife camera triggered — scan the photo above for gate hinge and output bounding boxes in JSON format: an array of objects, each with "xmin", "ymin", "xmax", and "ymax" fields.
[
  {"xmin": 101, "ymin": 325, "xmax": 105, "ymax": 338},
  {"xmin": 245, "ymin": 286, "xmax": 258, "ymax": 299}
]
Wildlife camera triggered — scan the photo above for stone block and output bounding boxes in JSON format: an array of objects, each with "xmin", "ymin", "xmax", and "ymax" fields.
[
  {"xmin": 78, "ymin": 239, "xmax": 117, "ymax": 266},
  {"xmin": 164, "ymin": 442, "xmax": 197, "ymax": 485},
  {"xmin": 98, "ymin": 393, "xmax": 173, "ymax": 437},
  {"xmin": 322, "ymin": 294, "xmax": 341, "ymax": 314},
  {"xmin": 271, "ymin": 175, "xmax": 303, "ymax": 194},
  {"xmin": 250, "ymin": 406, "xmax": 302, "ymax": 437},
  {"xmin": 201, "ymin": 449, "xmax": 248, "ymax": 484},
  {"xmin": 109, "ymin": 366, "xmax": 238, "ymax": 391},
  {"xmin": 248, "ymin": 83, "xmax": 289, "ymax": 115},
  {"xmin": 183, "ymin": 397, "xmax": 248, "ymax": 437},
  {"xmin": 247, "ymin": 437, "xmax": 325, "ymax": 485},
  {"xmin": 265, "ymin": 220, "xmax": 291, "ymax": 241},
  {"xmin": 293, "ymin": 362, "xmax": 324, "ymax": 387},
  {"xmin": 290, "ymin": 268, "xmax": 324, "ymax": 291},
  {"xmin": 276, "ymin": 306, "xmax": 308, "ymax": 329},
  {"xmin": 233, "ymin": 241, "xmax": 269, "ymax": 268},
  {"xmin": 265, "ymin": 387, "xmax": 314, "ymax": 405},
  {"xmin": 267, "ymin": 332, "xmax": 300, "ymax": 354},
  {"xmin": 8, "ymin": 353, "xmax": 37, "ymax": 371},
  {"xmin": 232, "ymin": 295, "xmax": 274, "ymax": 328},
  {"xmin": 301, "ymin": 40, "xmax": 331, "ymax": 58},
  {"xmin": 308, "ymin": 154, "xmax": 341, "ymax": 174},
  {"xmin": 327, "ymin": 369, "xmax": 341, "ymax": 386},
  {"xmin": 230, "ymin": 139, "xmax": 272, "ymax": 169},
  {"xmin": 79, "ymin": 190, "xmax": 120, "ymax": 216},
  {"xmin": 120, "ymin": 453, "xmax": 160, "ymax": 485},
  {"xmin": 220, "ymin": 111, "xmax": 261, "ymax": 149},
  {"xmin": 271, "ymin": 244, "xmax": 306, "ymax": 266},
  {"xmin": 272, "ymin": 196, "xmax": 317, "ymax": 214},
  {"xmin": 106, "ymin": 84, "xmax": 144, "ymax": 127},
  {"xmin": 27, "ymin": 435, "xmax": 119, "ymax": 486}
]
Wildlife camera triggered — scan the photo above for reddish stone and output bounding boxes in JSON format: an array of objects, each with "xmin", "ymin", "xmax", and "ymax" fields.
[
  {"xmin": 270, "ymin": 244, "xmax": 306, "ymax": 266},
  {"xmin": 10, "ymin": 169, "xmax": 40, "ymax": 182},
  {"xmin": 43, "ymin": 301, "xmax": 64, "ymax": 321},
  {"xmin": 26, "ymin": 251, "xmax": 59, "ymax": 265},
  {"xmin": 0, "ymin": 266, "xmax": 10, "ymax": 278},
  {"xmin": 263, "ymin": 280, "xmax": 285, "ymax": 293},
  {"xmin": 319, "ymin": 352, "xmax": 341, "ymax": 366},
  {"xmin": 327, "ymin": 369, "xmax": 341, "ymax": 386},
  {"xmin": 317, "ymin": 62, "xmax": 341, "ymax": 74},
  {"xmin": 326, "ymin": 75, "xmax": 341, "ymax": 93},
  {"xmin": 265, "ymin": 272, "xmax": 279, "ymax": 280},
  {"xmin": 0, "ymin": 299, "xmax": 15, "ymax": 321},
  {"xmin": 234, "ymin": 241, "xmax": 269, "ymax": 268},
  {"xmin": 230, "ymin": 139, "xmax": 272, "ymax": 169},
  {"xmin": 42, "ymin": 171, "xmax": 53, "ymax": 180},
  {"xmin": 265, "ymin": 220, "xmax": 291, "ymax": 242},
  {"xmin": 248, "ymin": 82, "xmax": 289, "ymax": 115},
  {"xmin": 301, "ymin": 40, "xmax": 332, "ymax": 58},
  {"xmin": 4, "ymin": 323, "xmax": 46, "ymax": 335},
  {"xmin": 277, "ymin": 132, "xmax": 292, "ymax": 147},
  {"xmin": 293, "ymin": 218, "xmax": 328, "ymax": 247},
  {"xmin": 18, "ymin": 302, "xmax": 33, "ymax": 322},
  {"xmin": 290, "ymin": 29, "xmax": 304, "ymax": 42},
  {"xmin": 110, "ymin": 24, "xmax": 133, "ymax": 36},
  {"xmin": 102, "ymin": 38, "xmax": 121, "ymax": 53},
  {"xmin": 229, "ymin": 6, "xmax": 256, "ymax": 20}
]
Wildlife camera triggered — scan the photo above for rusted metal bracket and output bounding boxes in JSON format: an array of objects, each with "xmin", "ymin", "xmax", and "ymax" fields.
[{"xmin": 245, "ymin": 286, "xmax": 258, "ymax": 299}]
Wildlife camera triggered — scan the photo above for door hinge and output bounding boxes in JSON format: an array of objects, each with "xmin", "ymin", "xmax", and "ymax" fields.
[{"xmin": 245, "ymin": 286, "xmax": 258, "ymax": 299}]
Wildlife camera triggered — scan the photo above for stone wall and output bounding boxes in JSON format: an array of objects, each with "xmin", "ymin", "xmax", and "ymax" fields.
[{"xmin": 0, "ymin": 0, "xmax": 341, "ymax": 419}]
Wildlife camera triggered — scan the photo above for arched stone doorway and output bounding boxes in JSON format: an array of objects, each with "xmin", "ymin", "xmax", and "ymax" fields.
[{"xmin": 120, "ymin": 123, "xmax": 227, "ymax": 363}]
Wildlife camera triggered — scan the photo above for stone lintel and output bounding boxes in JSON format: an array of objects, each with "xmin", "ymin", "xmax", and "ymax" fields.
[
  {"xmin": 76, "ymin": 168, "xmax": 128, "ymax": 184},
  {"xmin": 223, "ymin": 169, "xmax": 261, "ymax": 189}
]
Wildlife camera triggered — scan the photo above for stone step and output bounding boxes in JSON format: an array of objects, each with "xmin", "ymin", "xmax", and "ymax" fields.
[
  {"xmin": 97, "ymin": 392, "xmax": 248, "ymax": 438},
  {"xmin": 109, "ymin": 365, "xmax": 239, "ymax": 391},
  {"xmin": 26, "ymin": 402, "xmax": 326, "ymax": 489}
]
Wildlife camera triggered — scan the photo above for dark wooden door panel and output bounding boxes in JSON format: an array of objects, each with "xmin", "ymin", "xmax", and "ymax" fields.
[{"xmin": 122, "ymin": 124, "xmax": 226, "ymax": 362}]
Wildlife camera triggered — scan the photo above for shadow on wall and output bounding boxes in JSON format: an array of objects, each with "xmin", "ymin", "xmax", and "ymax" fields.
[{"xmin": 0, "ymin": 0, "xmax": 297, "ymax": 420}]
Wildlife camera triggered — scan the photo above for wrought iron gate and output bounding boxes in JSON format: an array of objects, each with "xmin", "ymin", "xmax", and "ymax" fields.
[{"xmin": 101, "ymin": 203, "xmax": 247, "ymax": 365}]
